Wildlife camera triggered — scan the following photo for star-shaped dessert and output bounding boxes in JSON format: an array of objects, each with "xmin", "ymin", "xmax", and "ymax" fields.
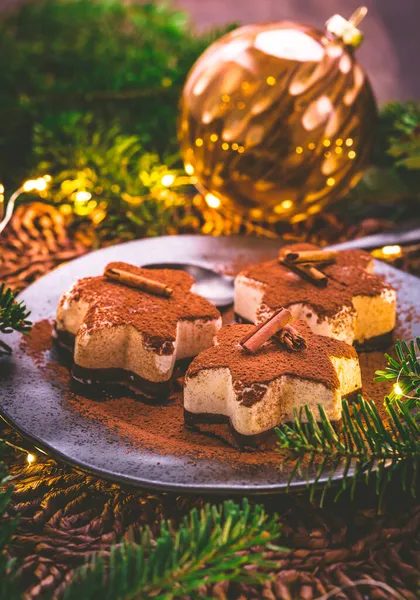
[
  {"xmin": 184, "ymin": 320, "xmax": 361, "ymax": 443},
  {"xmin": 56, "ymin": 262, "xmax": 222, "ymax": 398},
  {"xmin": 234, "ymin": 243, "xmax": 396, "ymax": 348}
]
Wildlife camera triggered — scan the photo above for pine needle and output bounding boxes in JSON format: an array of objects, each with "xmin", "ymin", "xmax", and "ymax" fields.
[
  {"xmin": 276, "ymin": 394, "xmax": 420, "ymax": 509},
  {"xmin": 0, "ymin": 283, "xmax": 32, "ymax": 354},
  {"xmin": 63, "ymin": 499, "xmax": 284, "ymax": 600},
  {"xmin": 375, "ymin": 338, "xmax": 420, "ymax": 409},
  {"xmin": 0, "ymin": 449, "xmax": 21, "ymax": 599}
]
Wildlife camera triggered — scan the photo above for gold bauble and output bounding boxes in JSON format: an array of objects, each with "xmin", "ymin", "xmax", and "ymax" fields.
[{"xmin": 179, "ymin": 14, "xmax": 377, "ymax": 222}]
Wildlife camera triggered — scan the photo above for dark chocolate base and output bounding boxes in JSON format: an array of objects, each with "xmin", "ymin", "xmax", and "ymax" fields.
[
  {"xmin": 354, "ymin": 330, "xmax": 394, "ymax": 352},
  {"xmin": 184, "ymin": 409, "xmax": 274, "ymax": 450},
  {"xmin": 184, "ymin": 387, "xmax": 362, "ymax": 450},
  {"xmin": 53, "ymin": 327, "xmax": 75, "ymax": 353},
  {"xmin": 73, "ymin": 364, "xmax": 172, "ymax": 400},
  {"xmin": 54, "ymin": 326, "xmax": 189, "ymax": 401}
]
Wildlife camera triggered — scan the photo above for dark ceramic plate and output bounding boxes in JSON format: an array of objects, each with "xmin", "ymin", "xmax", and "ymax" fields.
[{"xmin": 1, "ymin": 235, "xmax": 419, "ymax": 494}]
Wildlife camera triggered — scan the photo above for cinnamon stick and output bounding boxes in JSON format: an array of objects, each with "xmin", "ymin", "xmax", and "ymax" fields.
[
  {"xmin": 277, "ymin": 324, "xmax": 307, "ymax": 351},
  {"xmin": 280, "ymin": 249, "xmax": 337, "ymax": 264},
  {"xmin": 104, "ymin": 267, "xmax": 173, "ymax": 297},
  {"xmin": 279, "ymin": 260, "xmax": 328, "ymax": 288},
  {"xmin": 239, "ymin": 308, "xmax": 293, "ymax": 353}
]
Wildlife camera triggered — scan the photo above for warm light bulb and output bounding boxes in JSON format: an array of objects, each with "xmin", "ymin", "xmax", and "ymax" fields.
[
  {"xmin": 22, "ymin": 180, "xmax": 37, "ymax": 192},
  {"xmin": 274, "ymin": 199, "xmax": 293, "ymax": 213},
  {"xmin": 27, "ymin": 453, "xmax": 35, "ymax": 465},
  {"xmin": 75, "ymin": 191, "xmax": 92, "ymax": 202},
  {"xmin": 185, "ymin": 164, "xmax": 194, "ymax": 175},
  {"xmin": 0, "ymin": 184, "xmax": 4, "ymax": 194},
  {"xmin": 161, "ymin": 174, "xmax": 175, "ymax": 187},
  {"xmin": 205, "ymin": 193, "xmax": 221, "ymax": 209},
  {"xmin": 195, "ymin": 138, "xmax": 203, "ymax": 147},
  {"xmin": 23, "ymin": 177, "xmax": 49, "ymax": 192},
  {"xmin": 266, "ymin": 76, "xmax": 276, "ymax": 86},
  {"xmin": 295, "ymin": 146, "xmax": 303, "ymax": 154},
  {"xmin": 348, "ymin": 150, "xmax": 356, "ymax": 159},
  {"xmin": 326, "ymin": 177, "xmax": 335, "ymax": 186},
  {"xmin": 382, "ymin": 245, "xmax": 402, "ymax": 257},
  {"xmin": 35, "ymin": 178, "xmax": 47, "ymax": 191},
  {"xmin": 393, "ymin": 383, "xmax": 403, "ymax": 396}
]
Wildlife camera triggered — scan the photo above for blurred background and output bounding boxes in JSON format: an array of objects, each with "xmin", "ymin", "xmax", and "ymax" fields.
[
  {"xmin": 0, "ymin": 0, "xmax": 419, "ymax": 102},
  {"xmin": 0, "ymin": 0, "xmax": 419, "ymax": 289},
  {"xmin": 174, "ymin": 0, "xmax": 419, "ymax": 102}
]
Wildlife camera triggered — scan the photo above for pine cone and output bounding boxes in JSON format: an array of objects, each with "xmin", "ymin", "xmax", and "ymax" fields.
[{"xmin": 0, "ymin": 202, "xmax": 88, "ymax": 290}]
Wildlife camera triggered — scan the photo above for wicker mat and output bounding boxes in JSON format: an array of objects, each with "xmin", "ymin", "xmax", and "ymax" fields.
[{"xmin": 1, "ymin": 206, "xmax": 420, "ymax": 599}]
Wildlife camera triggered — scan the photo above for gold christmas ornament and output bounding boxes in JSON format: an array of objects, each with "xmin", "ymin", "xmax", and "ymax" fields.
[{"xmin": 179, "ymin": 7, "xmax": 376, "ymax": 222}]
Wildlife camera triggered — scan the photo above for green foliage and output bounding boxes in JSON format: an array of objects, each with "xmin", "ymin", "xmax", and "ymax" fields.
[
  {"xmin": 0, "ymin": 450, "xmax": 20, "ymax": 600},
  {"xmin": 276, "ymin": 395, "xmax": 420, "ymax": 509},
  {"xmin": 0, "ymin": 0, "xmax": 418, "ymax": 235},
  {"xmin": 0, "ymin": 0, "xmax": 233, "ymax": 187},
  {"xmin": 63, "ymin": 499, "xmax": 284, "ymax": 600},
  {"xmin": 379, "ymin": 102, "xmax": 420, "ymax": 170},
  {"xmin": 0, "ymin": 283, "xmax": 32, "ymax": 354},
  {"xmin": 34, "ymin": 112, "xmax": 196, "ymax": 239},
  {"xmin": 375, "ymin": 338, "xmax": 420, "ymax": 408},
  {"xmin": 341, "ymin": 102, "xmax": 420, "ymax": 220}
]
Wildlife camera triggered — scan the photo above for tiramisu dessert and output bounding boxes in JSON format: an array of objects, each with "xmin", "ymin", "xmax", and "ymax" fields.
[
  {"xmin": 56, "ymin": 262, "xmax": 222, "ymax": 398},
  {"xmin": 184, "ymin": 309, "xmax": 362, "ymax": 445},
  {"xmin": 234, "ymin": 243, "xmax": 396, "ymax": 348}
]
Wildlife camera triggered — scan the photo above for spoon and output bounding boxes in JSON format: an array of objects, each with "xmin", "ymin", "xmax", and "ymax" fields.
[
  {"xmin": 143, "ymin": 228, "xmax": 420, "ymax": 307},
  {"xmin": 144, "ymin": 262, "xmax": 234, "ymax": 307}
]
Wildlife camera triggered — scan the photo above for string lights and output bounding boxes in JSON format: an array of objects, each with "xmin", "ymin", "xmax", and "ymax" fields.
[
  {"xmin": 0, "ymin": 175, "xmax": 52, "ymax": 236},
  {"xmin": 0, "ymin": 437, "xmax": 38, "ymax": 482},
  {"xmin": 0, "ymin": 166, "xmax": 202, "ymax": 237},
  {"xmin": 372, "ymin": 245, "xmax": 402, "ymax": 261}
]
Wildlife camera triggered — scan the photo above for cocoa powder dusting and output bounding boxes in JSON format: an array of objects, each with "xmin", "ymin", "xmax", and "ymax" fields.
[
  {"xmin": 20, "ymin": 318, "xmax": 398, "ymax": 466},
  {"xmin": 187, "ymin": 322, "xmax": 357, "ymax": 407},
  {"xmin": 20, "ymin": 319, "xmax": 54, "ymax": 363},
  {"xmin": 22, "ymin": 320, "xmax": 283, "ymax": 465},
  {"xmin": 242, "ymin": 243, "xmax": 394, "ymax": 320},
  {"xmin": 61, "ymin": 262, "xmax": 220, "ymax": 353}
]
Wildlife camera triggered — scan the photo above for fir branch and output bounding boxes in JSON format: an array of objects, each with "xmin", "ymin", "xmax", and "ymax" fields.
[
  {"xmin": 63, "ymin": 499, "xmax": 284, "ymax": 600},
  {"xmin": 0, "ymin": 283, "xmax": 32, "ymax": 354},
  {"xmin": 0, "ymin": 449, "xmax": 20, "ymax": 599},
  {"xmin": 335, "ymin": 102, "xmax": 420, "ymax": 222},
  {"xmin": 375, "ymin": 338, "xmax": 420, "ymax": 408},
  {"xmin": 276, "ymin": 396, "xmax": 420, "ymax": 508},
  {"xmin": 0, "ymin": 0, "xmax": 234, "ymax": 188},
  {"xmin": 380, "ymin": 102, "xmax": 420, "ymax": 170}
]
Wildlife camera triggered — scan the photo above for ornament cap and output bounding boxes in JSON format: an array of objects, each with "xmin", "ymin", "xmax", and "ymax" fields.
[{"xmin": 326, "ymin": 6, "xmax": 367, "ymax": 48}]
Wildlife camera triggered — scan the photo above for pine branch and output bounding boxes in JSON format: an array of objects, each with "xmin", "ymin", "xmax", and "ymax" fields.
[
  {"xmin": 0, "ymin": 448, "xmax": 20, "ymax": 599},
  {"xmin": 0, "ymin": 283, "xmax": 32, "ymax": 354},
  {"xmin": 63, "ymin": 499, "xmax": 284, "ymax": 600},
  {"xmin": 335, "ymin": 102, "xmax": 420, "ymax": 222},
  {"xmin": 276, "ymin": 396, "xmax": 420, "ymax": 508},
  {"xmin": 375, "ymin": 338, "xmax": 420, "ymax": 408}
]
